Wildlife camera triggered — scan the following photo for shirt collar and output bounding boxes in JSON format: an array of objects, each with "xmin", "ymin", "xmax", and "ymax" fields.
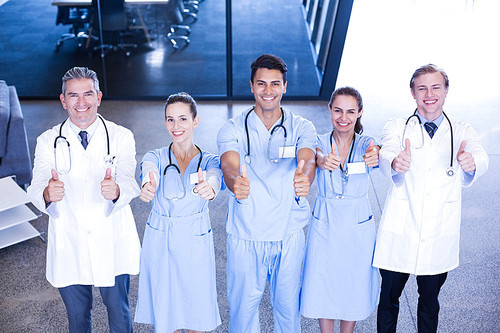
[
  {"xmin": 416, "ymin": 111, "xmax": 444, "ymax": 127},
  {"xmin": 68, "ymin": 115, "xmax": 100, "ymax": 142}
]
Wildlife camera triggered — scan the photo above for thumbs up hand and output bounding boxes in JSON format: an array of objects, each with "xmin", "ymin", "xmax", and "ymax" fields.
[
  {"xmin": 363, "ymin": 139, "xmax": 380, "ymax": 167},
  {"xmin": 457, "ymin": 140, "xmax": 476, "ymax": 172},
  {"xmin": 294, "ymin": 160, "xmax": 310, "ymax": 197},
  {"xmin": 196, "ymin": 168, "xmax": 216, "ymax": 201},
  {"xmin": 323, "ymin": 139, "xmax": 341, "ymax": 171},
  {"xmin": 392, "ymin": 138, "xmax": 412, "ymax": 173},
  {"xmin": 43, "ymin": 169, "xmax": 65, "ymax": 204},
  {"xmin": 101, "ymin": 168, "xmax": 120, "ymax": 201},
  {"xmin": 233, "ymin": 164, "xmax": 250, "ymax": 200},
  {"xmin": 140, "ymin": 170, "xmax": 158, "ymax": 202}
]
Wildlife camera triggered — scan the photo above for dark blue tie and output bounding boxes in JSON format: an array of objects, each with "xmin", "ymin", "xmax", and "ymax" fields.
[
  {"xmin": 79, "ymin": 131, "xmax": 88, "ymax": 149},
  {"xmin": 424, "ymin": 122, "xmax": 437, "ymax": 139}
]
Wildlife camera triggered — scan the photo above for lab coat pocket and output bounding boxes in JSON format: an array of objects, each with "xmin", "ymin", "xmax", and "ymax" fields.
[
  {"xmin": 439, "ymin": 199, "xmax": 461, "ymax": 236},
  {"xmin": 380, "ymin": 196, "xmax": 409, "ymax": 235}
]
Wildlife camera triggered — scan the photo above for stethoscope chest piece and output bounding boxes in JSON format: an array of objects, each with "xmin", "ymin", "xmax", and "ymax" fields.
[
  {"xmin": 446, "ymin": 167, "xmax": 455, "ymax": 177},
  {"xmin": 104, "ymin": 154, "xmax": 116, "ymax": 167}
]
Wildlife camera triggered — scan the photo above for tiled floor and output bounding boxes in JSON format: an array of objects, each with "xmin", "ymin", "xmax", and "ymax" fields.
[{"xmin": 0, "ymin": 0, "xmax": 499, "ymax": 332}]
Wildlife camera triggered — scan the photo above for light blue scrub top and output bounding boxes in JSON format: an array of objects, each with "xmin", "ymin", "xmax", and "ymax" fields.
[
  {"xmin": 217, "ymin": 107, "xmax": 317, "ymax": 241},
  {"xmin": 313, "ymin": 133, "xmax": 377, "ymax": 222},
  {"xmin": 140, "ymin": 147, "xmax": 222, "ymax": 217}
]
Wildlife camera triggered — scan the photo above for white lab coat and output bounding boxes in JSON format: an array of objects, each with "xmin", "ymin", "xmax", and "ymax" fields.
[
  {"xmin": 373, "ymin": 115, "xmax": 488, "ymax": 275},
  {"xmin": 27, "ymin": 116, "xmax": 141, "ymax": 288}
]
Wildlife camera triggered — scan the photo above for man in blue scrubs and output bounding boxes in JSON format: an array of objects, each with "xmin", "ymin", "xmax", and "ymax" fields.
[{"xmin": 217, "ymin": 54, "xmax": 316, "ymax": 332}]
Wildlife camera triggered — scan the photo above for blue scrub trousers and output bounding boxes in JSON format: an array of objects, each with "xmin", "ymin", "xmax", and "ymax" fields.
[
  {"xmin": 58, "ymin": 274, "xmax": 132, "ymax": 333},
  {"xmin": 227, "ymin": 230, "xmax": 305, "ymax": 333}
]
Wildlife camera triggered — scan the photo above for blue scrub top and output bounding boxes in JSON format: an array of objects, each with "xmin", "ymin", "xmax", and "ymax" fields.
[
  {"xmin": 313, "ymin": 133, "xmax": 377, "ymax": 223},
  {"xmin": 140, "ymin": 148, "xmax": 222, "ymax": 217},
  {"xmin": 217, "ymin": 107, "xmax": 317, "ymax": 241}
]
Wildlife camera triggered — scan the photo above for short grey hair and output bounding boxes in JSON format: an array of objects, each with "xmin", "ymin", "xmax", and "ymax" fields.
[{"xmin": 61, "ymin": 67, "xmax": 100, "ymax": 95}]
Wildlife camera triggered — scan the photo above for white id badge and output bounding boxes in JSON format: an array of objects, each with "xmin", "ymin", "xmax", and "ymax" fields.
[
  {"xmin": 190, "ymin": 170, "xmax": 207, "ymax": 184},
  {"xmin": 347, "ymin": 162, "xmax": 366, "ymax": 175},
  {"xmin": 279, "ymin": 146, "xmax": 296, "ymax": 158}
]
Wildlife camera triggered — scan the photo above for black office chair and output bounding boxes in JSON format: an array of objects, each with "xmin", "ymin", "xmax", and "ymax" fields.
[
  {"xmin": 165, "ymin": 0, "xmax": 195, "ymax": 49},
  {"xmin": 90, "ymin": 0, "xmax": 137, "ymax": 56},
  {"xmin": 178, "ymin": 0, "xmax": 198, "ymax": 24},
  {"xmin": 55, "ymin": 6, "xmax": 93, "ymax": 50}
]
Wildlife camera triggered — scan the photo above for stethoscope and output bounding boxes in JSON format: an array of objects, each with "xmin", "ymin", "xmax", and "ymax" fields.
[
  {"xmin": 244, "ymin": 106, "xmax": 287, "ymax": 164},
  {"xmin": 329, "ymin": 131, "xmax": 356, "ymax": 176},
  {"xmin": 163, "ymin": 142, "xmax": 202, "ymax": 197},
  {"xmin": 54, "ymin": 115, "xmax": 114, "ymax": 174},
  {"xmin": 403, "ymin": 109, "xmax": 455, "ymax": 176}
]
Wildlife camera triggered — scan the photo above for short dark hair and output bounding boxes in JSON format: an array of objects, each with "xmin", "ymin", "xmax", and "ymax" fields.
[
  {"xmin": 250, "ymin": 54, "xmax": 287, "ymax": 83},
  {"xmin": 329, "ymin": 86, "xmax": 364, "ymax": 134},
  {"xmin": 164, "ymin": 92, "xmax": 197, "ymax": 119},
  {"xmin": 410, "ymin": 64, "xmax": 449, "ymax": 90}
]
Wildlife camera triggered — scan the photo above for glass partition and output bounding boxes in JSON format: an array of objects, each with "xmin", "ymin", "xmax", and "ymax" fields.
[{"xmin": 0, "ymin": 0, "xmax": 352, "ymax": 99}]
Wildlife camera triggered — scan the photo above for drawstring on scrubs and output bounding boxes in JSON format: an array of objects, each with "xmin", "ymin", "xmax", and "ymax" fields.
[{"xmin": 263, "ymin": 241, "xmax": 282, "ymax": 275}]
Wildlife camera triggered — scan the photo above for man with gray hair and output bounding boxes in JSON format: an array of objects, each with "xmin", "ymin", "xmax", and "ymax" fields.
[{"xmin": 27, "ymin": 67, "xmax": 140, "ymax": 333}]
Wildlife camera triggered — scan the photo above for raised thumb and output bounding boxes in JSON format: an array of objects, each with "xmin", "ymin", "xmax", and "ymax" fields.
[
  {"xmin": 105, "ymin": 168, "xmax": 112, "ymax": 179},
  {"xmin": 198, "ymin": 168, "xmax": 204, "ymax": 183},
  {"xmin": 51, "ymin": 169, "xmax": 59, "ymax": 180},
  {"xmin": 149, "ymin": 171, "xmax": 156, "ymax": 187},
  {"xmin": 296, "ymin": 159, "xmax": 305, "ymax": 174},
  {"xmin": 458, "ymin": 140, "xmax": 466, "ymax": 155},
  {"xmin": 404, "ymin": 138, "xmax": 411, "ymax": 156},
  {"xmin": 240, "ymin": 164, "xmax": 248, "ymax": 178},
  {"xmin": 331, "ymin": 139, "xmax": 337, "ymax": 155}
]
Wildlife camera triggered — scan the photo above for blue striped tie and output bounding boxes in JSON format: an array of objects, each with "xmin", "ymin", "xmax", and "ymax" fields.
[
  {"xmin": 79, "ymin": 131, "xmax": 88, "ymax": 149},
  {"xmin": 424, "ymin": 122, "xmax": 437, "ymax": 139}
]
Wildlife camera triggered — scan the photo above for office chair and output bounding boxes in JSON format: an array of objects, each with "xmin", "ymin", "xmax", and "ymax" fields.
[
  {"xmin": 165, "ymin": 0, "xmax": 195, "ymax": 49},
  {"xmin": 55, "ymin": 6, "xmax": 93, "ymax": 50},
  {"xmin": 179, "ymin": 0, "xmax": 198, "ymax": 24},
  {"xmin": 90, "ymin": 0, "xmax": 137, "ymax": 56},
  {"xmin": 183, "ymin": 0, "xmax": 199, "ymax": 14}
]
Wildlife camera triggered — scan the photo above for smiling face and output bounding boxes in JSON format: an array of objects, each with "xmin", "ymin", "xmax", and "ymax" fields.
[
  {"xmin": 329, "ymin": 95, "xmax": 363, "ymax": 134},
  {"xmin": 165, "ymin": 102, "xmax": 199, "ymax": 144},
  {"xmin": 250, "ymin": 68, "xmax": 287, "ymax": 114},
  {"xmin": 60, "ymin": 78, "xmax": 102, "ymax": 129},
  {"xmin": 411, "ymin": 72, "xmax": 448, "ymax": 121}
]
